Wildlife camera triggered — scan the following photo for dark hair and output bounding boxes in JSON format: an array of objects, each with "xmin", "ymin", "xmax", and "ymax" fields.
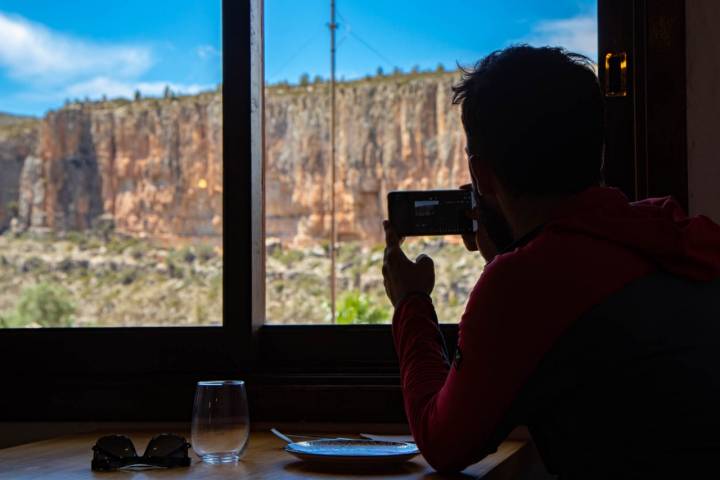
[{"xmin": 452, "ymin": 45, "xmax": 604, "ymax": 196}]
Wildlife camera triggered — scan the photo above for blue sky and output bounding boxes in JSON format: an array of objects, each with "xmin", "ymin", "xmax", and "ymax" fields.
[
  {"xmin": 0, "ymin": 1, "xmax": 595, "ymax": 116},
  {"xmin": 265, "ymin": 0, "xmax": 596, "ymax": 84},
  {"xmin": 0, "ymin": 0, "xmax": 222, "ymax": 116}
]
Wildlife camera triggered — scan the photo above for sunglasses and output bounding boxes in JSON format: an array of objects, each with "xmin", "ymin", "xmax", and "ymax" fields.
[{"xmin": 91, "ymin": 433, "xmax": 191, "ymax": 471}]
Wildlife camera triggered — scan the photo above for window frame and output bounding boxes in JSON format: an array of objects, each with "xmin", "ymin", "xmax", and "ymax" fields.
[
  {"xmin": 1, "ymin": 0, "xmax": 689, "ymax": 423},
  {"xmin": 252, "ymin": 0, "xmax": 690, "ymax": 420},
  {"xmin": 0, "ymin": 0, "xmax": 253, "ymax": 421},
  {"xmin": 599, "ymin": 0, "xmax": 688, "ymax": 208}
]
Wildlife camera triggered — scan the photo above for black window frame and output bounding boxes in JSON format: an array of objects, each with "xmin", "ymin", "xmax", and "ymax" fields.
[
  {"xmin": 0, "ymin": 0, "xmax": 253, "ymax": 421},
  {"xmin": 1, "ymin": 0, "xmax": 689, "ymax": 423},
  {"xmin": 599, "ymin": 0, "xmax": 688, "ymax": 209}
]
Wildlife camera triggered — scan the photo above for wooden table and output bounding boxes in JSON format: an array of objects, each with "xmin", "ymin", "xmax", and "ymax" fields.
[{"xmin": 0, "ymin": 430, "xmax": 529, "ymax": 479}]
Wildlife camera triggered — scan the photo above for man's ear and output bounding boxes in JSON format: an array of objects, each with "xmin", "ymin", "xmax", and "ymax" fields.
[{"xmin": 469, "ymin": 156, "xmax": 496, "ymax": 196}]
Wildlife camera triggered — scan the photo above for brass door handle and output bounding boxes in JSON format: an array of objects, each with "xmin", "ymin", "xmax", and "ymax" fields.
[{"xmin": 604, "ymin": 52, "xmax": 628, "ymax": 97}]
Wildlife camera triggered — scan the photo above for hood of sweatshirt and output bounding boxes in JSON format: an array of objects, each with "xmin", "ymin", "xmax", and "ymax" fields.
[{"xmin": 546, "ymin": 187, "xmax": 720, "ymax": 282}]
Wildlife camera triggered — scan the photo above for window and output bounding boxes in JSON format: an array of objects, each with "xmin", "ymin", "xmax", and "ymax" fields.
[
  {"xmin": 0, "ymin": 1, "xmax": 222, "ymax": 327},
  {"xmin": 262, "ymin": 0, "xmax": 598, "ymax": 325},
  {"xmin": 0, "ymin": 0, "xmax": 688, "ymax": 422},
  {"xmin": 0, "ymin": 0, "xmax": 247, "ymax": 421}
]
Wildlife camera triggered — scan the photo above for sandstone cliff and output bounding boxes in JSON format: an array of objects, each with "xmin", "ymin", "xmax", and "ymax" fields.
[
  {"xmin": 17, "ymin": 94, "xmax": 223, "ymax": 240},
  {"xmin": 266, "ymin": 71, "xmax": 469, "ymax": 245},
  {"xmin": 0, "ymin": 71, "xmax": 469, "ymax": 245},
  {"xmin": 0, "ymin": 117, "xmax": 38, "ymax": 232}
]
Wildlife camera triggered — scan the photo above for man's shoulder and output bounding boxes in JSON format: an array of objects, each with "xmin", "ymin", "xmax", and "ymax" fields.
[
  {"xmin": 464, "ymin": 241, "xmax": 549, "ymax": 317},
  {"xmin": 487, "ymin": 223, "xmax": 615, "ymax": 275},
  {"xmin": 465, "ymin": 227, "xmax": 610, "ymax": 315},
  {"xmin": 482, "ymin": 229, "xmax": 561, "ymax": 277}
]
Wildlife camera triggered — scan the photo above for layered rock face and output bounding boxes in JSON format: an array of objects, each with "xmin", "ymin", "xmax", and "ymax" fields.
[
  {"xmin": 0, "ymin": 71, "xmax": 469, "ymax": 245},
  {"xmin": 16, "ymin": 95, "xmax": 223, "ymax": 240},
  {"xmin": 0, "ymin": 120, "xmax": 37, "ymax": 232},
  {"xmin": 266, "ymin": 72, "xmax": 469, "ymax": 245}
]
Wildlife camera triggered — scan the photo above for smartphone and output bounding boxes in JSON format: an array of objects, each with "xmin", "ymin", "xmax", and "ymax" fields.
[{"xmin": 387, "ymin": 189, "xmax": 478, "ymax": 236}]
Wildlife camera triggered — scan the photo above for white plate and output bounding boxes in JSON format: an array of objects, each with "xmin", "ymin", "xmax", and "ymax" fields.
[{"xmin": 285, "ymin": 438, "xmax": 420, "ymax": 464}]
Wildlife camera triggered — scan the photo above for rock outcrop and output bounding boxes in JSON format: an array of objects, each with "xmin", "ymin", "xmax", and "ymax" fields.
[
  {"xmin": 0, "ymin": 71, "xmax": 469, "ymax": 244},
  {"xmin": 266, "ymin": 71, "xmax": 469, "ymax": 245},
  {"xmin": 17, "ymin": 94, "xmax": 223, "ymax": 240},
  {"xmin": 0, "ymin": 118, "xmax": 38, "ymax": 232}
]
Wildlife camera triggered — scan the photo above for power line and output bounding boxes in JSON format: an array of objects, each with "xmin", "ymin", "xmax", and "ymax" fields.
[
  {"xmin": 269, "ymin": 11, "xmax": 393, "ymax": 83},
  {"xmin": 336, "ymin": 9, "xmax": 395, "ymax": 67},
  {"xmin": 348, "ymin": 31, "xmax": 394, "ymax": 67},
  {"xmin": 268, "ymin": 26, "xmax": 326, "ymax": 81}
]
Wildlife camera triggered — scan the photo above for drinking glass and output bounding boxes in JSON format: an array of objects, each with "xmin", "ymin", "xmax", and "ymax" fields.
[{"xmin": 191, "ymin": 380, "xmax": 250, "ymax": 464}]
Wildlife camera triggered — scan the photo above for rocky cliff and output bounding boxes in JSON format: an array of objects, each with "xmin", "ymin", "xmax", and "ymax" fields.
[
  {"xmin": 0, "ymin": 71, "xmax": 469, "ymax": 244},
  {"xmin": 16, "ymin": 94, "xmax": 223, "ymax": 240},
  {"xmin": 0, "ymin": 118, "xmax": 38, "ymax": 232},
  {"xmin": 266, "ymin": 71, "xmax": 469, "ymax": 245}
]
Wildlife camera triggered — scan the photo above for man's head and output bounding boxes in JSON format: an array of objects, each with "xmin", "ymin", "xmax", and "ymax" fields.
[{"xmin": 453, "ymin": 45, "xmax": 604, "ymax": 247}]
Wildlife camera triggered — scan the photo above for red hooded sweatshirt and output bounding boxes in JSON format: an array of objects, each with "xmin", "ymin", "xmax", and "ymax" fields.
[{"xmin": 392, "ymin": 187, "xmax": 720, "ymax": 472}]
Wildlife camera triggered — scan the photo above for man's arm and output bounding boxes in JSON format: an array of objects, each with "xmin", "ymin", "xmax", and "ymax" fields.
[
  {"xmin": 393, "ymin": 294, "xmax": 451, "ymax": 408},
  {"xmin": 381, "ymin": 219, "xmax": 553, "ymax": 472},
  {"xmin": 380, "ymin": 218, "xmax": 512, "ymax": 472},
  {"xmin": 390, "ymin": 233, "xmax": 656, "ymax": 473},
  {"xmin": 391, "ymin": 268, "xmax": 530, "ymax": 473}
]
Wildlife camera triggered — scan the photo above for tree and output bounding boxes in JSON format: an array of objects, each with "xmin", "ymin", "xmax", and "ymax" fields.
[
  {"xmin": 0, "ymin": 282, "xmax": 76, "ymax": 328},
  {"xmin": 376, "ymin": 66, "xmax": 384, "ymax": 77},
  {"xmin": 312, "ymin": 75, "xmax": 323, "ymax": 84},
  {"xmin": 163, "ymin": 85, "xmax": 173, "ymax": 99},
  {"xmin": 411, "ymin": 64, "xmax": 421, "ymax": 74},
  {"xmin": 299, "ymin": 73, "xmax": 311, "ymax": 86},
  {"xmin": 335, "ymin": 291, "xmax": 389, "ymax": 325},
  {"xmin": 392, "ymin": 66, "xmax": 402, "ymax": 76},
  {"xmin": 436, "ymin": 63, "xmax": 446, "ymax": 73},
  {"xmin": 134, "ymin": 89, "xmax": 142, "ymax": 101}
]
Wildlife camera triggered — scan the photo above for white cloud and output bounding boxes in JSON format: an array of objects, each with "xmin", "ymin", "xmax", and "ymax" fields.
[
  {"xmin": 0, "ymin": 11, "xmax": 217, "ymax": 110},
  {"xmin": 521, "ymin": 15, "xmax": 597, "ymax": 60},
  {"xmin": 65, "ymin": 76, "xmax": 212, "ymax": 99},
  {"xmin": 195, "ymin": 45, "xmax": 220, "ymax": 60},
  {"xmin": 0, "ymin": 11, "xmax": 152, "ymax": 84}
]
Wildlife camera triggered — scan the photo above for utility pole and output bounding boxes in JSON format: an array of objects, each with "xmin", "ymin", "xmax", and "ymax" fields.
[{"xmin": 329, "ymin": 0, "xmax": 337, "ymax": 323}]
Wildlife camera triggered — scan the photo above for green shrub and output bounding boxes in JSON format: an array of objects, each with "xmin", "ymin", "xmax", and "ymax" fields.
[
  {"xmin": 337, "ymin": 242, "xmax": 362, "ymax": 264},
  {"xmin": 273, "ymin": 248, "xmax": 304, "ymax": 265},
  {"xmin": 335, "ymin": 290, "xmax": 390, "ymax": 325},
  {"xmin": 64, "ymin": 231, "xmax": 86, "ymax": 245},
  {"xmin": 5, "ymin": 200, "xmax": 18, "ymax": 217},
  {"xmin": 207, "ymin": 272, "xmax": 222, "ymax": 302},
  {"xmin": 106, "ymin": 236, "xmax": 141, "ymax": 254},
  {"xmin": 0, "ymin": 282, "xmax": 76, "ymax": 328},
  {"xmin": 174, "ymin": 246, "xmax": 196, "ymax": 263},
  {"xmin": 197, "ymin": 244, "xmax": 216, "ymax": 262},
  {"xmin": 166, "ymin": 258, "xmax": 184, "ymax": 279}
]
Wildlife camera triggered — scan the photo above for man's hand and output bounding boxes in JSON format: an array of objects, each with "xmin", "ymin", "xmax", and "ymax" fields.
[
  {"xmin": 460, "ymin": 183, "xmax": 499, "ymax": 263},
  {"xmin": 382, "ymin": 220, "xmax": 435, "ymax": 307}
]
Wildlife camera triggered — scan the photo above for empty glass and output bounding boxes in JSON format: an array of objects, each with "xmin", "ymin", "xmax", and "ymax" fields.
[{"xmin": 191, "ymin": 380, "xmax": 250, "ymax": 464}]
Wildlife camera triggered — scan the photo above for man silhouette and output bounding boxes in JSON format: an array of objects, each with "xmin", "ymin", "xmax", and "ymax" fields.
[{"xmin": 382, "ymin": 45, "xmax": 720, "ymax": 478}]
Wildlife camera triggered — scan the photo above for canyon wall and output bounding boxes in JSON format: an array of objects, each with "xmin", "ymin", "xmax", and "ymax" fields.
[
  {"xmin": 266, "ymin": 71, "xmax": 469, "ymax": 245},
  {"xmin": 0, "ymin": 120, "xmax": 37, "ymax": 232},
  {"xmin": 0, "ymin": 71, "xmax": 469, "ymax": 244},
  {"xmin": 8, "ymin": 94, "xmax": 223, "ymax": 240}
]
